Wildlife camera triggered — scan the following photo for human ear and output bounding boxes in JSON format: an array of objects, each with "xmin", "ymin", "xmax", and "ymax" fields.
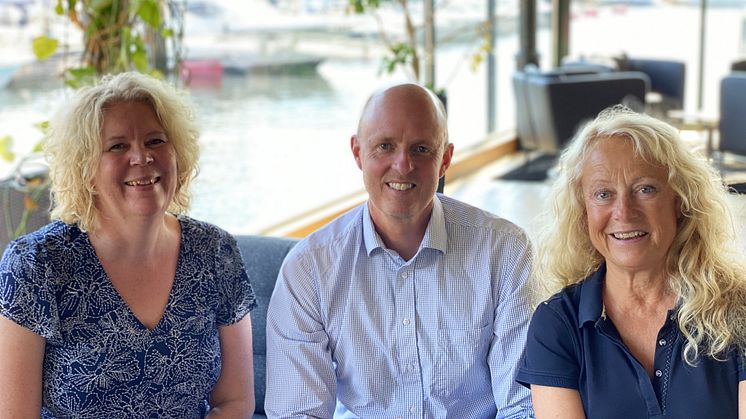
[{"xmin": 351, "ymin": 135, "xmax": 362, "ymax": 170}]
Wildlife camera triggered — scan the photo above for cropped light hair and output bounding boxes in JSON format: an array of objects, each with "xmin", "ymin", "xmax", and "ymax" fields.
[
  {"xmin": 44, "ymin": 72, "xmax": 200, "ymax": 232},
  {"xmin": 535, "ymin": 105, "xmax": 746, "ymax": 362}
]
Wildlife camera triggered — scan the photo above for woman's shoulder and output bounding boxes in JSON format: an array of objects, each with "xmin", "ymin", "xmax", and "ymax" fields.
[
  {"xmin": 3, "ymin": 221, "xmax": 84, "ymax": 259},
  {"xmin": 177, "ymin": 215, "xmax": 233, "ymax": 242},
  {"xmin": 540, "ymin": 282, "xmax": 584, "ymax": 311}
]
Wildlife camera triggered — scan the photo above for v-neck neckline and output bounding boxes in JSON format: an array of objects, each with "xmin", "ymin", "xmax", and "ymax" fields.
[{"xmin": 85, "ymin": 217, "xmax": 185, "ymax": 333}]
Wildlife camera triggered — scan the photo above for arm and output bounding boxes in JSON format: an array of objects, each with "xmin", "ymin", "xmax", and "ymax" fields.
[
  {"xmin": 207, "ymin": 314, "xmax": 255, "ymax": 418},
  {"xmin": 0, "ymin": 315, "xmax": 45, "ymax": 416},
  {"xmin": 489, "ymin": 232, "xmax": 535, "ymax": 418},
  {"xmin": 531, "ymin": 385, "xmax": 585, "ymax": 419},
  {"xmin": 265, "ymin": 251, "xmax": 337, "ymax": 418},
  {"xmin": 739, "ymin": 381, "xmax": 746, "ymax": 419}
]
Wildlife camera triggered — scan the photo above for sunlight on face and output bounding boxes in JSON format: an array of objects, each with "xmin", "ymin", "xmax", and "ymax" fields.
[{"xmin": 580, "ymin": 137, "xmax": 679, "ymax": 276}]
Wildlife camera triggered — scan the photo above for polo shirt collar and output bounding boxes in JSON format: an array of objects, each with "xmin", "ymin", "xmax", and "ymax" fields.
[
  {"xmin": 361, "ymin": 196, "xmax": 447, "ymax": 256},
  {"xmin": 577, "ymin": 264, "xmax": 607, "ymax": 328}
]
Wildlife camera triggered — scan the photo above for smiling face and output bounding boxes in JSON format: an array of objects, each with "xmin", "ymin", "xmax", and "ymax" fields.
[
  {"xmin": 351, "ymin": 85, "xmax": 453, "ymax": 230},
  {"xmin": 93, "ymin": 100, "xmax": 178, "ymax": 226},
  {"xmin": 580, "ymin": 137, "xmax": 679, "ymax": 277}
]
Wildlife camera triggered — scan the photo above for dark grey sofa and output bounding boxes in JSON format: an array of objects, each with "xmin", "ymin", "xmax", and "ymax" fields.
[
  {"xmin": 513, "ymin": 68, "xmax": 650, "ymax": 154},
  {"xmin": 235, "ymin": 234, "xmax": 298, "ymax": 419}
]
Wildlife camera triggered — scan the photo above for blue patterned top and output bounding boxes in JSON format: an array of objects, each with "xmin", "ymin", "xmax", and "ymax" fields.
[{"xmin": 0, "ymin": 216, "xmax": 256, "ymax": 418}]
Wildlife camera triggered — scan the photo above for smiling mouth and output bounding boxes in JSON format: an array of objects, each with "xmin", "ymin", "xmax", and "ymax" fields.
[
  {"xmin": 125, "ymin": 177, "xmax": 160, "ymax": 186},
  {"xmin": 611, "ymin": 231, "xmax": 648, "ymax": 240},
  {"xmin": 387, "ymin": 182, "xmax": 415, "ymax": 191}
]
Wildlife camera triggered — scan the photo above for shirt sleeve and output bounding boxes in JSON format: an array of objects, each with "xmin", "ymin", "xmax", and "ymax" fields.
[
  {"xmin": 214, "ymin": 230, "xmax": 257, "ymax": 326},
  {"xmin": 0, "ymin": 236, "xmax": 60, "ymax": 342},
  {"xmin": 489, "ymin": 231, "xmax": 536, "ymax": 419},
  {"xmin": 515, "ymin": 298, "xmax": 581, "ymax": 390},
  {"xmin": 265, "ymin": 247, "xmax": 337, "ymax": 418}
]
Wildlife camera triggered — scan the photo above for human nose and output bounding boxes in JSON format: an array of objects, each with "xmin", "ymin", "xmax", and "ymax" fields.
[
  {"xmin": 612, "ymin": 193, "xmax": 636, "ymax": 221},
  {"xmin": 129, "ymin": 144, "xmax": 154, "ymax": 166},
  {"xmin": 392, "ymin": 149, "xmax": 414, "ymax": 174}
]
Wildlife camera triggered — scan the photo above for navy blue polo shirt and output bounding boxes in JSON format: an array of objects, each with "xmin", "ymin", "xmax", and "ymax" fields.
[{"xmin": 516, "ymin": 265, "xmax": 745, "ymax": 418}]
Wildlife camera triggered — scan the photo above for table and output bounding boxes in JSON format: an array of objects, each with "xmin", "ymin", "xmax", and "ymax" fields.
[{"xmin": 667, "ymin": 109, "xmax": 719, "ymax": 157}]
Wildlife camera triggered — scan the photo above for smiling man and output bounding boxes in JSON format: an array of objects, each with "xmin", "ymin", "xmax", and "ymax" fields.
[{"xmin": 265, "ymin": 83, "xmax": 535, "ymax": 418}]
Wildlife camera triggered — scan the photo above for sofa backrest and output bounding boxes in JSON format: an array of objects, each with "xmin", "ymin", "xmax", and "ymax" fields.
[
  {"xmin": 626, "ymin": 58, "xmax": 686, "ymax": 111},
  {"xmin": 521, "ymin": 70, "xmax": 649, "ymax": 153},
  {"xmin": 719, "ymin": 73, "xmax": 746, "ymax": 157},
  {"xmin": 234, "ymin": 234, "xmax": 298, "ymax": 417}
]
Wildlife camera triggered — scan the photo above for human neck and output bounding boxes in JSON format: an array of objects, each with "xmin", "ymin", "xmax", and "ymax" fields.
[
  {"xmin": 90, "ymin": 213, "xmax": 178, "ymax": 259},
  {"xmin": 603, "ymin": 265, "xmax": 676, "ymax": 312},
  {"xmin": 372, "ymin": 213, "xmax": 430, "ymax": 262}
]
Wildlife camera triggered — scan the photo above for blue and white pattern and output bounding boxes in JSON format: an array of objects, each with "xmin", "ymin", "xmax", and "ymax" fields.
[{"xmin": 0, "ymin": 216, "xmax": 256, "ymax": 418}]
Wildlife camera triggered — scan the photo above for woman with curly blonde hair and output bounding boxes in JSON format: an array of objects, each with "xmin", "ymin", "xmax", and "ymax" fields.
[
  {"xmin": 516, "ymin": 106, "xmax": 746, "ymax": 418},
  {"xmin": 0, "ymin": 72, "xmax": 257, "ymax": 417}
]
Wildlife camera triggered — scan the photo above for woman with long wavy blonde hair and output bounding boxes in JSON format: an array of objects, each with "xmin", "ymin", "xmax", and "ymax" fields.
[{"xmin": 516, "ymin": 106, "xmax": 746, "ymax": 418}]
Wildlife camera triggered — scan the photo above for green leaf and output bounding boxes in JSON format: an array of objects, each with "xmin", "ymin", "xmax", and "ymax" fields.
[
  {"xmin": 0, "ymin": 136, "xmax": 15, "ymax": 162},
  {"xmin": 32, "ymin": 36, "xmax": 59, "ymax": 61},
  {"xmin": 129, "ymin": 0, "xmax": 142, "ymax": 14},
  {"xmin": 90, "ymin": 0, "xmax": 113, "ymax": 12},
  {"xmin": 33, "ymin": 121, "xmax": 49, "ymax": 134},
  {"xmin": 55, "ymin": 0, "xmax": 64, "ymax": 15},
  {"xmin": 161, "ymin": 28, "xmax": 173, "ymax": 38},
  {"xmin": 31, "ymin": 140, "xmax": 45, "ymax": 153},
  {"xmin": 64, "ymin": 67, "xmax": 97, "ymax": 88},
  {"xmin": 132, "ymin": 49, "xmax": 148, "ymax": 72},
  {"xmin": 137, "ymin": 0, "xmax": 161, "ymax": 28}
]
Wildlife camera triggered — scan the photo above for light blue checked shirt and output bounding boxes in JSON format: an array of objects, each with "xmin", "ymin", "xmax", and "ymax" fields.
[{"xmin": 265, "ymin": 194, "xmax": 534, "ymax": 418}]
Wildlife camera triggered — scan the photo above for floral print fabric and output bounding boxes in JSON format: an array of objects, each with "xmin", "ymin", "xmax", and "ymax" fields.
[{"xmin": 0, "ymin": 216, "xmax": 256, "ymax": 418}]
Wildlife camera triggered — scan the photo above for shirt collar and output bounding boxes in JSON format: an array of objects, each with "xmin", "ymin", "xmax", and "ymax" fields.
[
  {"xmin": 577, "ymin": 263, "xmax": 607, "ymax": 328},
  {"xmin": 361, "ymin": 195, "xmax": 448, "ymax": 256}
]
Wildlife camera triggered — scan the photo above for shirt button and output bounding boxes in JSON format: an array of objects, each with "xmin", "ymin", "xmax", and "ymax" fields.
[
  {"xmin": 402, "ymin": 318, "xmax": 410, "ymax": 325},
  {"xmin": 400, "ymin": 271, "xmax": 409, "ymax": 279},
  {"xmin": 659, "ymin": 339, "xmax": 667, "ymax": 346},
  {"xmin": 409, "ymin": 405, "xmax": 417, "ymax": 414},
  {"xmin": 655, "ymin": 369, "xmax": 663, "ymax": 377}
]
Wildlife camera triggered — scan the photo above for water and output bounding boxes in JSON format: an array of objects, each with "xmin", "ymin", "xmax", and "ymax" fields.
[
  {"xmin": 2, "ymin": 4, "xmax": 744, "ymax": 234},
  {"xmin": 0, "ymin": 47, "xmax": 498, "ymax": 234}
]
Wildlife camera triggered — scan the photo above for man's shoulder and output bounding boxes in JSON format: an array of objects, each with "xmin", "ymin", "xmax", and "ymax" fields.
[
  {"xmin": 438, "ymin": 194, "xmax": 528, "ymax": 240},
  {"xmin": 289, "ymin": 203, "xmax": 365, "ymax": 260}
]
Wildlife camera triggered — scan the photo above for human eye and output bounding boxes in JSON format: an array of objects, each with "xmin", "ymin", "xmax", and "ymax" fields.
[
  {"xmin": 147, "ymin": 137, "xmax": 167, "ymax": 147},
  {"xmin": 377, "ymin": 143, "xmax": 391, "ymax": 151},
  {"xmin": 638, "ymin": 185, "xmax": 657, "ymax": 195},
  {"xmin": 414, "ymin": 145, "xmax": 430, "ymax": 154},
  {"xmin": 106, "ymin": 143, "xmax": 126, "ymax": 152},
  {"xmin": 594, "ymin": 190, "xmax": 611, "ymax": 201}
]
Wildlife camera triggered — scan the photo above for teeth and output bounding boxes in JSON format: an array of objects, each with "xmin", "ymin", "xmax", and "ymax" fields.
[
  {"xmin": 388, "ymin": 182, "xmax": 414, "ymax": 191},
  {"xmin": 125, "ymin": 177, "xmax": 158, "ymax": 186},
  {"xmin": 613, "ymin": 231, "xmax": 647, "ymax": 240}
]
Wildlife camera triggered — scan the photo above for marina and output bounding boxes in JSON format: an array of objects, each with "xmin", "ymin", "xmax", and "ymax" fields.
[{"xmin": 1, "ymin": 0, "xmax": 745, "ymax": 237}]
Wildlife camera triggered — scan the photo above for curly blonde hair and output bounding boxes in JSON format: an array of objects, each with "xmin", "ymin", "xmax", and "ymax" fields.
[
  {"xmin": 44, "ymin": 72, "xmax": 200, "ymax": 232},
  {"xmin": 535, "ymin": 105, "xmax": 746, "ymax": 362}
]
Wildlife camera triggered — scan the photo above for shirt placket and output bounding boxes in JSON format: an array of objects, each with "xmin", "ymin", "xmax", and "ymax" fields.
[
  {"xmin": 651, "ymin": 313, "xmax": 677, "ymax": 416},
  {"xmin": 394, "ymin": 264, "xmax": 423, "ymax": 419},
  {"xmin": 597, "ymin": 317, "xmax": 664, "ymax": 418}
]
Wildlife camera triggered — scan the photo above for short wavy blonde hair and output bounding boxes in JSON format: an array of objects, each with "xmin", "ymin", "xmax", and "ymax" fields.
[
  {"xmin": 44, "ymin": 72, "xmax": 200, "ymax": 232},
  {"xmin": 535, "ymin": 105, "xmax": 746, "ymax": 362}
]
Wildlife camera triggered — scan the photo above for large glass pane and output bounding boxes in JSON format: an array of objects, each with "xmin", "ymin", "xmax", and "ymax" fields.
[
  {"xmin": 0, "ymin": 0, "xmax": 507, "ymax": 234},
  {"xmin": 568, "ymin": 0, "xmax": 746, "ymax": 113}
]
